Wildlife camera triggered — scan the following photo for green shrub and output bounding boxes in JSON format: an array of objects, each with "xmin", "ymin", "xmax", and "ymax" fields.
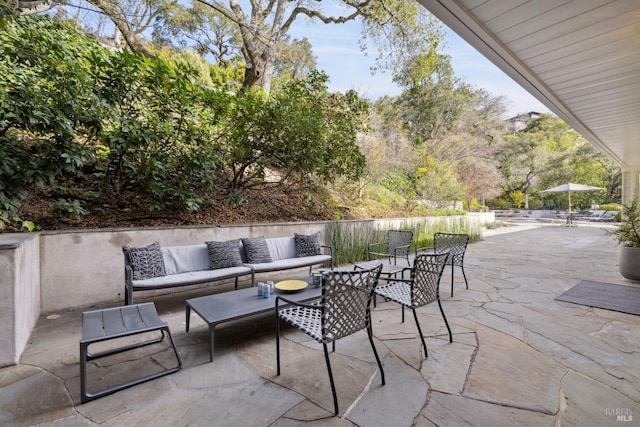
[
  {"xmin": 363, "ymin": 184, "xmax": 407, "ymax": 208},
  {"xmin": 487, "ymin": 196, "xmax": 512, "ymax": 210},
  {"xmin": 0, "ymin": 16, "xmax": 369, "ymax": 229},
  {"xmin": 599, "ymin": 203, "xmax": 621, "ymax": 221},
  {"xmin": 51, "ymin": 199, "xmax": 88, "ymax": 217},
  {"xmin": 218, "ymin": 72, "xmax": 368, "ymax": 192}
]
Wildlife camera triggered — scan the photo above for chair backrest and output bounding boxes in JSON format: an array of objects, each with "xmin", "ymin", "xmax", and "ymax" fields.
[
  {"xmin": 411, "ymin": 252, "xmax": 449, "ymax": 306},
  {"xmin": 321, "ymin": 262, "xmax": 383, "ymax": 342},
  {"xmin": 433, "ymin": 232, "xmax": 469, "ymax": 267},
  {"xmin": 387, "ymin": 230, "xmax": 414, "ymax": 256}
]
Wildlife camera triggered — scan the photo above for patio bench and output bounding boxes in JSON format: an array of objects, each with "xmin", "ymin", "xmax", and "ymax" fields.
[
  {"xmin": 123, "ymin": 234, "xmax": 332, "ymax": 305},
  {"xmin": 80, "ymin": 303, "xmax": 181, "ymax": 403}
]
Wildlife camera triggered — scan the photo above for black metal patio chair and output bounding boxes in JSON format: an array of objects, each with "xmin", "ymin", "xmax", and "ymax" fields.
[
  {"xmin": 368, "ymin": 229, "xmax": 414, "ymax": 266},
  {"xmin": 275, "ymin": 262, "xmax": 384, "ymax": 415},
  {"xmin": 417, "ymin": 232, "xmax": 469, "ymax": 297},
  {"xmin": 374, "ymin": 252, "xmax": 452, "ymax": 359}
]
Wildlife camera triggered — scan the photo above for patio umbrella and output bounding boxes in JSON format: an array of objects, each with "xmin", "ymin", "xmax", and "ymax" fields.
[{"xmin": 541, "ymin": 182, "xmax": 603, "ymax": 212}]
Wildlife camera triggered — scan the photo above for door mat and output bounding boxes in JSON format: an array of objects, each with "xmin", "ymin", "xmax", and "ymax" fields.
[{"xmin": 555, "ymin": 280, "xmax": 640, "ymax": 315}]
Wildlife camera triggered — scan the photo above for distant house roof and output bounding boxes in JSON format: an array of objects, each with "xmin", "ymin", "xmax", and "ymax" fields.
[{"xmin": 504, "ymin": 112, "xmax": 542, "ymax": 133}]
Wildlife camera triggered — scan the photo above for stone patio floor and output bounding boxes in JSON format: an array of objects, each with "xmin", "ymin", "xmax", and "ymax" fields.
[{"xmin": 1, "ymin": 223, "xmax": 639, "ymax": 426}]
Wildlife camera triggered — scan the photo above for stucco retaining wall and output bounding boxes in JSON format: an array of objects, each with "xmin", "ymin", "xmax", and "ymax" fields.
[{"xmin": 0, "ymin": 234, "xmax": 40, "ymax": 367}]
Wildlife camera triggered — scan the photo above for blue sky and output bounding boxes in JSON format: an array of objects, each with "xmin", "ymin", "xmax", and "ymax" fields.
[{"xmin": 289, "ymin": 18, "xmax": 551, "ymax": 119}]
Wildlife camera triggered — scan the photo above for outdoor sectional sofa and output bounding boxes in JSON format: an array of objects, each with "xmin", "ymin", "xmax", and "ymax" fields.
[{"xmin": 123, "ymin": 234, "xmax": 333, "ymax": 305}]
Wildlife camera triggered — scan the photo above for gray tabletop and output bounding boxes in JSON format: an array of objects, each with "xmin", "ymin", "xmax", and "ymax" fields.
[{"xmin": 186, "ymin": 277, "xmax": 322, "ymax": 327}]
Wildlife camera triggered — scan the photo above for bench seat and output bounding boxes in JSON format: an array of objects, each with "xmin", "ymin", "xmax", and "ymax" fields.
[
  {"xmin": 131, "ymin": 266, "xmax": 253, "ymax": 289},
  {"xmin": 246, "ymin": 254, "xmax": 332, "ymax": 273}
]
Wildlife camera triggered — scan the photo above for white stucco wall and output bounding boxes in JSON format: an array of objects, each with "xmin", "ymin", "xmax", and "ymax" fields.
[{"xmin": 0, "ymin": 234, "xmax": 40, "ymax": 367}]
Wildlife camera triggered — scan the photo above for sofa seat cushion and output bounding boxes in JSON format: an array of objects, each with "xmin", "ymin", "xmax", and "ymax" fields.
[
  {"xmin": 132, "ymin": 266, "xmax": 252, "ymax": 289},
  {"xmin": 245, "ymin": 254, "xmax": 331, "ymax": 273}
]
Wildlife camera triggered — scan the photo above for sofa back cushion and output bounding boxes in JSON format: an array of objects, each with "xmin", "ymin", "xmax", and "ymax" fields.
[
  {"xmin": 123, "ymin": 242, "xmax": 166, "ymax": 280},
  {"xmin": 294, "ymin": 232, "xmax": 321, "ymax": 257},
  {"xmin": 161, "ymin": 244, "xmax": 210, "ymax": 274},
  {"xmin": 206, "ymin": 239, "xmax": 244, "ymax": 269},
  {"xmin": 241, "ymin": 237, "xmax": 273, "ymax": 263},
  {"xmin": 266, "ymin": 237, "xmax": 297, "ymax": 261}
]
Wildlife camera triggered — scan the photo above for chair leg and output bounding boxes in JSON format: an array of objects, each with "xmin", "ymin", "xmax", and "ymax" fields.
[
  {"xmin": 450, "ymin": 263, "xmax": 455, "ymax": 297},
  {"xmin": 323, "ymin": 342, "xmax": 339, "ymax": 415},
  {"xmin": 461, "ymin": 265, "xmax": 469, "ymax": 289},
  {"xmin": 276, "ymin": 315, "xmax": 281, "ymax": 376},
  {"xmin": 367, "ymin": 324, "xmax": 385, "ymax": 386},
  {"xmin": 437, "ymin": 297, "xmax": 453, "ymax": 343},
  {"xmin": 411, "ymin": 307, "xmax": 428, "ymax": 358}
]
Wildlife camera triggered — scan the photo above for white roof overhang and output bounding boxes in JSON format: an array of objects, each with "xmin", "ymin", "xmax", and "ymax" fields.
[{"xmin": 419, "ymin": 0, "xmax": 640, "ymax": 169}]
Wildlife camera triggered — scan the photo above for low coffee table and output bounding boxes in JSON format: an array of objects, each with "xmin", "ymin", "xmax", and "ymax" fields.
[{"xmin": 186, "ymin": 277, "xmax": 322, "ymax": 362}]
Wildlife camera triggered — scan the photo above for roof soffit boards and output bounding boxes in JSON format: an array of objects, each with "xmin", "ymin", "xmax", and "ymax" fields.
[{"xmin": 419, "ymin": 0, "xmax": 640, "ymax": 168}]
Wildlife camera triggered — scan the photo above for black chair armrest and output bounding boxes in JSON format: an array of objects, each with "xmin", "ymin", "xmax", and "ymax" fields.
[
  {"xmin": 321, "ymin": 245, "xmax": 334, "ymax": 268},
  {"xmin": 368, "ymin": 242, "xmax": 386, "ymax": 250},
  {"xmin": 275, "ymin": 296, "xmax": 322, "ymax": 311},
  {"xmin": 378, "ymin": 275, "xmax": 412, "ymax": 285},
  {"xmin": 392, "ymin": 244, "xmax": 411, "ymax": 255},
  {"xmin": 415, "ymin": 246, "xmax": 435, "ymax": 256}
]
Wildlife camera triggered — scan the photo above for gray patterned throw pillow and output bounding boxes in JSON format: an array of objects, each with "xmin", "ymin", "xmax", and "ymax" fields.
[
  {"xmin": 241, "ymin": 237, "xmax": 273, "ymax": 264},
  {"xmin": 122, "ymin": 242, "xmax": 166, "ymax": 280},
  {"xmin": 206, "ymin": 239, "xmax": 243, "ymax": 269},
  {"xmin": 294, "ymin": 232, "xmax": 321, "ymax": 257}
]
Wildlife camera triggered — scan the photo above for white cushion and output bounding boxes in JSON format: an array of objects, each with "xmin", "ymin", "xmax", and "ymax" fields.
[
  {"xmin": 246, "ymin": 254, "xmax": 331, "ymax": 272},
  {"xmin": 132, "ymin": 266, "xmax": 252, "ymax": 288}
]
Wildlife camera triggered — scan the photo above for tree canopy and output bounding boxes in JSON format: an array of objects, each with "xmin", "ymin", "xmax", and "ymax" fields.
[
  {"xmin": 0, "ymin": 15, "xmax": 369, "ymax": 229},
  {"xmin": 53, "ymin": 0, "xmax": 443, "ymax": 93},
  {"xmin": 0, "ymin": 6, "xmax": 622, "ymax": 231}
]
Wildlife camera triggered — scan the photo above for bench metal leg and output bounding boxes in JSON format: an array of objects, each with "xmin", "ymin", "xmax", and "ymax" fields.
[
  {"xmin": 209, "ymin": 325, "xmax": 215, "ymax": 362},
  {"xmin": 80, "ymin": 326, "xmax": 181, "ymax": 403},
  {"xmin": 80, "ymin": 304, "xmax": 182, "ymax": 404}
]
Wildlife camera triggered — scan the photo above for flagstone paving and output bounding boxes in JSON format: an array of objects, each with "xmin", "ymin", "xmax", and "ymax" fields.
[{"xmin": 1, "ymin": 223, "xmax": 639, "ymax": 426}]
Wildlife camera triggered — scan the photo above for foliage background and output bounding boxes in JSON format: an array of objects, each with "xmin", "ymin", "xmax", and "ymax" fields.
[{"xmin": 0, "ymin": 14, "xmax": 621, "ymax": 232}]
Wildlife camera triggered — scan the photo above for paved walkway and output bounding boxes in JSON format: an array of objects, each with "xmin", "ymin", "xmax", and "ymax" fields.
[{"xmin": 2, "ymin": 223, "xmax": 639, "ymax": 426}]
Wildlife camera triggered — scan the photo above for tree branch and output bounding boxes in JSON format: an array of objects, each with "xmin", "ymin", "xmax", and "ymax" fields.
[
  {"xmin": 87, "ymin": 0, "xmax": 156, "ymax": 58},
  {"xmin": 284, "ymin": 1, "xmax": 369, "ymax": 33}
]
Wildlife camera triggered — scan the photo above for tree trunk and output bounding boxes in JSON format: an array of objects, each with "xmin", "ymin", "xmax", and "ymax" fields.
[
  {"xmin": 241, "ymin": 54, "xmax": 264, "ymax": 89},
  {"xmin": 87, "ymin": 0, "xmax": 156, "ymax": 59}
]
